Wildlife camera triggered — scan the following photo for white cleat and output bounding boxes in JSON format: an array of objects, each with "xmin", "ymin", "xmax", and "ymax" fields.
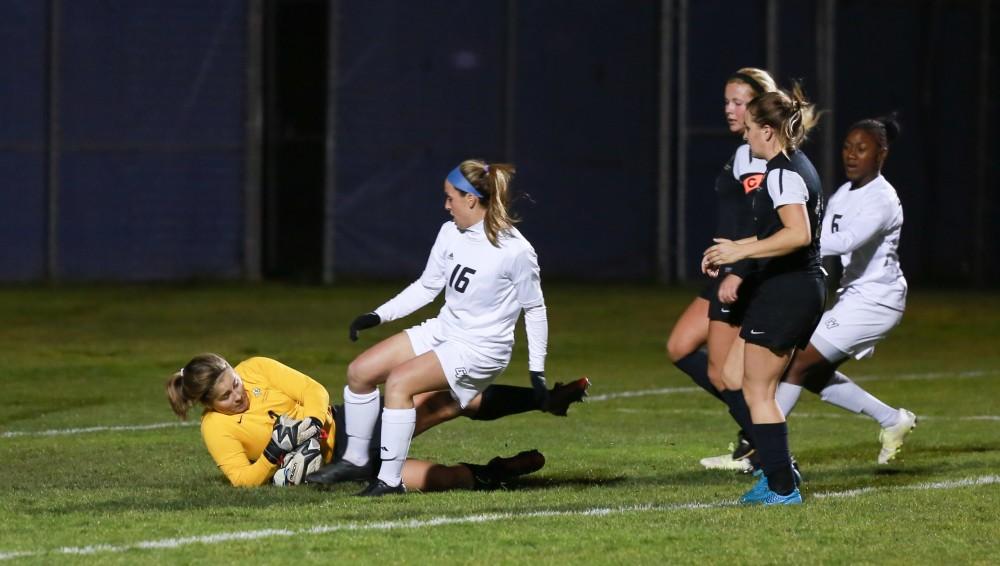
[
  {"xmin": 878, "ymin": 408, "xmax": 917, "ymax": 464},
  {"xmin": 699, "ymin": 452, "xmax": 754, "ymax": 472}
]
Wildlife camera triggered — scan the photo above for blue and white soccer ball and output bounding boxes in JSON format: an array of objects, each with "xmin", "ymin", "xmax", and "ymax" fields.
[{"xmin": 273, "ymin": 437, "xmax": 323, "ymax": 486}]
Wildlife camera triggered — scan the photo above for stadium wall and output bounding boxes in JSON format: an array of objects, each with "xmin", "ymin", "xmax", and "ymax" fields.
[
  {"xmin": 0, "ymin": 0, "xmax": 247, "ymax": 282},
  {"xmin": 0, "ymin": 1, "xmax": 994, "ymax": 285}
]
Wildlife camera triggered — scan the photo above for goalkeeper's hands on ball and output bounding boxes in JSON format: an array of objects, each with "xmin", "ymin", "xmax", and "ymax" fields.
[
  {"xmin": 272, "ymin": 437, "xmax": 324, "ymax": 486},
  {"xmin": 262, "ymin": 413, "xmax": 323, "ymax": 465}
]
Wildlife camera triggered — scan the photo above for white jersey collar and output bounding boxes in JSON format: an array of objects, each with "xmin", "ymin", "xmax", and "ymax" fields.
[
  {"xmin": 849, "ymin": 174, "xmax": 886, "ymax": 191},
  {"xmin": 459, "ymin": 220, "xmax": 485, "ymax": 234}
]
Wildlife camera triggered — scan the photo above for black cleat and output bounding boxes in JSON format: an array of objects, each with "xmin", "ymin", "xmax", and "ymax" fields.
[
  {"xmin": 732, "ymin": 430, "xmax": 755, "ymax": 460},
  {"xmin": 357, "ymin": 479, "xmax": 406, "ymax": 497},
  {"xmin": 464, "ymin": 449, "xmax": 546, "ymax": 490},
  {"xmin": 545, "ymin": 377, "xmax": 591, "ymax": 416},
  {"xmin": 702, "ymin": 430, "xmax": 756, "ymax": 473},
  {"xmin": 305, "ymin": 458, "xmax": 372, "ymax": 485}
]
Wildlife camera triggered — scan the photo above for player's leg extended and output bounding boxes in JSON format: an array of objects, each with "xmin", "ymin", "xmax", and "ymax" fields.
[
  {"xmin": 401, "ymin": 450, "xmax": 545, "ymax": 492},
  {"xmin": 667, "ymin": 297, "xmax": 718, "ymax": 400},
  {"xmin": 795, "ymin": 341, "xmax": 915, "ymax": 463},
  {"xmin": 400, "ymin": 459, "xmax": 476, "ymax": 492},
  {"xmin": 369, "ymin": 351, "xmax": 450, "ymax": 493},
  {"xmin": 805, "ymin": 344, "xmax": 908, "ymax": 428},
  {"xmin": 813, "ymin": 368, "xmax": 916, "ymax": 463},
  {"xmin": 743, "ymin": 343, "xmax": 797, "ymax": 497},
  {"xmin": 410, "ymin": 379, "xmax": 590, "ymax": 437},
  {"xmin": 797, "ymin": 292, "xmax": 916, "ymax": 461},
  {"xmin": 341, "ymin": 332, "xmax": 416, "ymax": 469}
]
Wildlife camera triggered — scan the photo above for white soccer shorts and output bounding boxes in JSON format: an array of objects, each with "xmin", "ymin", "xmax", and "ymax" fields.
[
  {"xmin": 810, "ymin": 288, "xmax": 904, "ymax": 362},
  {"xmin": 405, "ymin": 318, "xmax": 508, "ymax": 408}
]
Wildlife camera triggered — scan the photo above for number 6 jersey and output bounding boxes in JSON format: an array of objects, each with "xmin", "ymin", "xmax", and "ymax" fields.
[
  {"xmin": 373, "ymin": 220, "xmax": 547, "ymax": 371},
  {"xmin": 821, "ymin": 174, "xmax": 906, "ymax": 311}
]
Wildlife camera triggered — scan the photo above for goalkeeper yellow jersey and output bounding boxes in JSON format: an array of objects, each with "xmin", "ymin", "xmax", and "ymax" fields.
[{"xmin": 200, "ymin": 357, "xmax": 336, "ymax": 486}]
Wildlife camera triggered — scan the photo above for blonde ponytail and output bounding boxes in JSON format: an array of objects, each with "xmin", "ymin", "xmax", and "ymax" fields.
[
  {"xmin": 747, "ymin": 82, "xmax": 820, "ymax": 152},
  {"xmin": 458, "ymin": 159, "xmax": 519, "ymax": 247}
]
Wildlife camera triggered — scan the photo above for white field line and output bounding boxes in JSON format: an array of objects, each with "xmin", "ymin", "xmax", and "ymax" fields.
[
  {"xmin": 785, "ymin": 412, "xmax": 1000, "ymax": 423},
  {"xmin": 588, "ymin": 386, "xmax": 699, "ymax": 401},
  {"xmin": 0, "ymin": 475, "xmax": 997, "ymax": 562},
  {"xmin": 588, "ymin": 369, "xmax": 995, "ymax": 403},
  {"xmin": 853, "ymin": 369, "xmax": 995, "ymax": 383},
  {"xmin": 0, "ymin": 421, "xmax": 197, "ymax": 439},
  {"xmin": 2, "ymin": 369, "xmax": 996, "ymax": 439},
  {"xmin": 612, "ymin": 407, "xmax": 1000, "ymax": 423}
]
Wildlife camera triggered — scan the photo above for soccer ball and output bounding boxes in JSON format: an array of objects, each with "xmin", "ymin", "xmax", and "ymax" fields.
[{"xmin": 273, "ymin": 437, "xmax": 323, "ymax": 486}]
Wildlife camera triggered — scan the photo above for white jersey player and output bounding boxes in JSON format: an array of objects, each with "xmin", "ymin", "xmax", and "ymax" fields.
[
  {"xmin": 312, "ymin": 159, "xmax": 550, "ymax": 497},
  {"xmin": 776, "ymin": 115, "xmax": 917, "ymax": 464},
  {"xmin": 372, "ymin": 219, "xmax": 546, "ymax": 406}
]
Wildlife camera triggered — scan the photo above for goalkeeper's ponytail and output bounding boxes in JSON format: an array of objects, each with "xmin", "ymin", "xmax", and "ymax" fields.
[
  {"xmin": 166, "ymin": 372, "xmax": 192, "ymax": 419},
  {"xmin": 166, "ymin": 353, "xmax": 229, "ymax": 419}
]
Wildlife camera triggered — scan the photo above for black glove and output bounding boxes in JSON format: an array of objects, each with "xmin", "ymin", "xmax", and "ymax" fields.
[
  {"xmin": 349, "ymin": 312, "xmax": 381, "ymax": 342},
  {"xmin": 262, "ymin": 414, "xmax": 323, "ymax": 465},
  {"xmin": 530, "ymin": 371, "xmax": 550, "ymax": 406}
]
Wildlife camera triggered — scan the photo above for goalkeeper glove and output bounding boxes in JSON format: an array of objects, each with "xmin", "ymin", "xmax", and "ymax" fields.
[
  {"xmin": 349, "ymin": 312, "xmax": 381, "ymax": 342},
  {"xmin": 262, "ymin": 414, "xmax": 323, "ymax": 465}
]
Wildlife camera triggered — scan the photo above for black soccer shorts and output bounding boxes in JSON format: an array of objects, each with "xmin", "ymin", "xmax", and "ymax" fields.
[{"xmin": 740, "ymin": 271, "xmax": 826, "ymax": 351}]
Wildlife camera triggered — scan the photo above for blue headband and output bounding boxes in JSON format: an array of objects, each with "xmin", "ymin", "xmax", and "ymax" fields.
[{"xmin": 446, "ymin": 166, "xmax": 484, "ymax": 199}]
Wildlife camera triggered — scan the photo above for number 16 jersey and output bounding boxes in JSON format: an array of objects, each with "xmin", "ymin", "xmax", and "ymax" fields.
[{"xmin": 374, "ymin": 220, "xmax": 545, "ymax": 365}]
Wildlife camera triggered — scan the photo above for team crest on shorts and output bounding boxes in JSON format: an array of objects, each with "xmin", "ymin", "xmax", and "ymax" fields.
[
  {"xmin": 454, "ymin": 367, "xmax": 469, "ymax": 379},
  {"xmin": 825, "ymin": 318, "xmax": 839, "ymax": 329}
]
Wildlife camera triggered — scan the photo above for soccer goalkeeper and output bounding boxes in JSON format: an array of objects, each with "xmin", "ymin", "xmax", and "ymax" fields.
[{"xmin": 165, "ymin": 353, "xmax": 586, "ymax": 489}]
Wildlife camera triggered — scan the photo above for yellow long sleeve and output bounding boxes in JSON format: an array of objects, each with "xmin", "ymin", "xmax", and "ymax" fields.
[{"xmin": 199, "ymin": 357, "xmax": 334, "ymax": 487}]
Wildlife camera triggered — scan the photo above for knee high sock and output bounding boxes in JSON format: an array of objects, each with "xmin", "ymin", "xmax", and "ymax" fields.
[
  {"xmin": 753, "ymin": 422, "xmax": 795, "ymax": 495},
  {"xmin": 820, "ymin": 372, "xmax": 899, "ymax": 427},
  {"xmin": 471, "ymin": 385, "xmax": 539, "ymax": 421},
  {"xmin": 720, "ymin": 389, "xmax": 754, "ymax": 444},
  {"xmin": 342, "ymin": 386, "xmax": 380, "ymax": 466},
  {"xmin": 376, "ymin": 407, "xmax": 416, "ymax": 487},
  {"xmin": 675, "ymin": 351, "xmax": 724, "ymax": 402},
  {"xmin": 775, "ymin": 383, "xmax": 804, "ymax": 417}
]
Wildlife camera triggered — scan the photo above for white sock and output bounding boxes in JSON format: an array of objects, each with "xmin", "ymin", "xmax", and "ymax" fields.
[
  {"xmin": 342, "ymin": 386, "xmax": 380, "ymax": 466},
  {"xmin": 376, "ymin": 407, "xmax": 416, "ymax": 487},
  {"xmin": 775, "ymin": 382, "xmax": 804, "ymax": 417},
  {"xmin": 820, "ymin": 372, "xmax": 899, "ymax": 427}
]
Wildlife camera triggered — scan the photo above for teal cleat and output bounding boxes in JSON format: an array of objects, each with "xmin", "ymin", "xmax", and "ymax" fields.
[
  {"xmin": 742, "ymin": 466, "xmax": 801, "ymax": 505},
  {"xmin": 762, "ymin": 487, "xmax": 803, "ymax": 506},
  {"xmin": 739, "ymin": 473, "xmax": 771, "ymax": 504}
]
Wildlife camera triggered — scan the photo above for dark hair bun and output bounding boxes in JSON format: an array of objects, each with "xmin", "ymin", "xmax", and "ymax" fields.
[{"xmin": 878, "ymin": 112, "xmax": 901, "ymax": 143}]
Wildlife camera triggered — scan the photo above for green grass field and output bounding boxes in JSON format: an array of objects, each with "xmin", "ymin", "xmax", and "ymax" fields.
[{"xmin": 2, "ymin": 283, "xmax": 998, "ymax": 564}]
